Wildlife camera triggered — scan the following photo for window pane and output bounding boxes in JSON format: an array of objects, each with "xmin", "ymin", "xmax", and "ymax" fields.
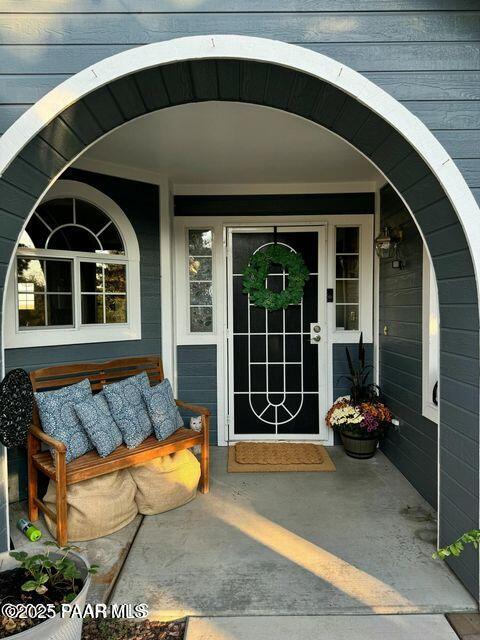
[
  {"xmin": 336, "ymin": 280, "xmax": 359, "ymax": 304},
  {"xmin": 45, "ymin": 260, "xmax": 72, "ymax": 292},
  {"xmin": 81, "ymin": 294, "xmax": 104, "ymax": 324},
  {"xmin": 190, "ymin": 306, "xmax": 213, "ymax": 333},
  {"xmin": 48, "ymin": 225, "xmax": 100, "ymax": 252},
  {"xmin": 81, "ymin": 262, "xmax": 104, "ymax": 292},
  {"xmin": 189, "ymin": 230, "xmax": 212, "ymax": 256},
  {"xmin": 336, "ymin": 305, "xmax": 359, "ymax": 331},
  {"xmin": 105, "ymin": 295, "xmax": 127, "ymax": 323},
  {"xmin": 336, "ymin": 227, "xmax": 359, "ymax": 253},
  {"xmin": 19, "ymin": 294, "xmax": 45, "ymax": 327},
  {"xmin": 190, "ymin": 282, "xmax": 212, "ymax": 305},
  {"xmin": 17, "ymin": 258, "xmax": 45, "ymax": 292},
  {"xmin": 20, "ymin": 214, "xmax": 50, "ymax": 249},
  {"xmin": 336, "ymin": 256, "xmax": 359, "ymax": 279},
  {"xmin": 75, "ymin": 199, "xmax": 109, "ymax": 234},
  {"xmin": 36, "ymin": 198, "xmax": 73, "ymax": 230},
  {"xmin": 98, "ymin": 224, "xmax": 125, "ymax": 255},
  {"xmin": 189, "ymin": 256, "xmax": 212, "ymax": 280},
  {"xmin": 47, "ymin": 294, "xmax": 73, "ymax": 326},
  {"xmin": 104, "ymin": 264, "xmax": 126, "ymax": 293}
]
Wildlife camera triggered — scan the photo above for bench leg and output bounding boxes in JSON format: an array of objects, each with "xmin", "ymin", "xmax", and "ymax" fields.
[
  {"xmin": 55, "ymin": 450, "xmax": 68, "ymax": 547},
  {"xmin": 199, "ymin": 415, "xmax": 210, "ymax": 494},
  {"xmin": 27, "ymin": 432, "xmax": 39, "ymax": 522}
]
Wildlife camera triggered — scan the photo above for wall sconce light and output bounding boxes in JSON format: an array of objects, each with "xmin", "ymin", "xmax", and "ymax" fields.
[{"xmin": 374, "ymin": 226, "xmax": 404, "ymax": 269}]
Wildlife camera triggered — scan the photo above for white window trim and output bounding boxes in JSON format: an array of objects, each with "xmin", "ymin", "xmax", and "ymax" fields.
[
  {"xmin": 422, "ymin": 247, "xmax": 439, "ymax": 424},
  {"xmin": 4, "ymin": 180, "xmax": 141, "ymax": 349}
]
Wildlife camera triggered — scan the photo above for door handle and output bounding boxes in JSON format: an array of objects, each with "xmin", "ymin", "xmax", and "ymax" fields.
[{"xmin": 310, "ymin": 323, "xmax": 322, "ymax": 344}]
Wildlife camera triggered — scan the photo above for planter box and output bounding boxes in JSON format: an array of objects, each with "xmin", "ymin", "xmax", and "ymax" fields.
[
  {"xmin": 340, "ymin": 431, "xmax": 379, "ymax": 459},
  {"xmin": 0, "ymin": 546, "xmax": 91, "ymax": 640}
]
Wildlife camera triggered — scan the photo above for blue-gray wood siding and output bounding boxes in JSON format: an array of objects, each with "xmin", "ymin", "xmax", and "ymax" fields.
[
  {"xmin": 177, "ymin": 345, "xmax": 217, "ymax": 445},
  {"xmin": 0, "ymin": 3, "xmax": 478, "ymax": 205},
  {"xmin": 0, "ymin": 2, "xmax": 477, "ymax": 594},
  {"xmin": 379, "ymin": 184, "xmax": 438, "ymax": 510},
  {"xmin": 4, "ymin": 168, "xmax": 161, "ymax": 503}
]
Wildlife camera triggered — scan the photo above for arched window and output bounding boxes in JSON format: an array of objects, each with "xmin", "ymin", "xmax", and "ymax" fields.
[{"xmin": 6, "ymin": 180, "xmax": 141, "ymax": 348}]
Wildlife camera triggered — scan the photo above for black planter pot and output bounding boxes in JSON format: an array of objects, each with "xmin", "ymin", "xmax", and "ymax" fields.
[{"xmin": 340, "ymin": 430, "xmax": 379, "ymax": 459}]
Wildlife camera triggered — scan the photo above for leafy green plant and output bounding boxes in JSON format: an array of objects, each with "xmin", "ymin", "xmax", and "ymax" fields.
[
  {"xmin": 433, "ymin": 530, "xmax": 480, "ymax": 560},
  {"xmin": 340, "ymin": 333, "xmax": 379, "ymax": 404},
  {"xmin": 243, "ymin": 244, "xmax": 310, "ymax": 311},
  {"xmin": 10, "ymin": 541, "xmax": 98, "ymax": 601}
]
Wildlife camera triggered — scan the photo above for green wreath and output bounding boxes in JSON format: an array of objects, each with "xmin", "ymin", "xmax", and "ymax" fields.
[{"xmin": 242, "ymin": 244, "xmax": 310, "ymax": 311}]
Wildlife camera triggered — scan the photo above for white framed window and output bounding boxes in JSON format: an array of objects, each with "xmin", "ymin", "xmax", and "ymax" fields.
[
  {"xmin": 422, "ymin": 247, "xmax": 439, "ymax": 423},
  {"xmin": 327, "ymin": 219, "xmax": 373, "ymax": 343},
  {"xmin": 5, "ymin": 180, "xmax": 141, "ymax": 348},
  {"xmin": 187, "ymin": 228, "xmax": 214, "ymax": 334}
]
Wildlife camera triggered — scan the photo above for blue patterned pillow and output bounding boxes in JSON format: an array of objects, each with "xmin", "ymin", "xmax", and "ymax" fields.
[
  {"xmin": 141, "ymin": 379, "xmax": 183, "ymax": 441},
  {"xmin": 34, "ymin": 378, "xmax": 93, "ymax": 463},
  {"xmin": 74, "ymin": 391, "xmax": 123, "ymax": 458},
  {"xmin": 103, "ymin": 372, "xmax": 152, "ymax": 448}
]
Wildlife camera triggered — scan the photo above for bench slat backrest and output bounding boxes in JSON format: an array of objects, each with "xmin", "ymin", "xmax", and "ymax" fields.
[{"xmin": 30, "ymin": 356, "xmax": 164, "ymax": 394}]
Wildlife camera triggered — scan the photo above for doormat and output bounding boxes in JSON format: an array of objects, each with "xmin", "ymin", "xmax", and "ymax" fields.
[{"xmin": 228, "ymin": 442, "xmax": 336, "ymax": 473}]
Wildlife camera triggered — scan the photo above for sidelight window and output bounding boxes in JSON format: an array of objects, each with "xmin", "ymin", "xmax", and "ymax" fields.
[
  {"xmin": 335, "ymin": 226, "xmax": 360, "ymax": 331},
  {"xmin": 188, "ymin": 229, "xmax": 214, "ymax": 333}
]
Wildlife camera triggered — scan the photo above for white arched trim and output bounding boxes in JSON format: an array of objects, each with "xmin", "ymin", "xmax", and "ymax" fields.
[
  {"xmin": 0, "ymin": 35, "xmax": 479, "ymax": 287},
  {"xmin": 4, "ymin": 179, "xmax": 141, "ymax": 349}
]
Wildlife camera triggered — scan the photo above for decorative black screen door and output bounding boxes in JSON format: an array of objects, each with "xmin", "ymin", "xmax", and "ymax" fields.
[{"xmin": 227, "ymin": 226, "xmax": 329, "ymax": 440}]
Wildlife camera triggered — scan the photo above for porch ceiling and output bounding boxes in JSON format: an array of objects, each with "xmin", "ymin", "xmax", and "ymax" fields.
[{"xmin": 75, "ymin": 102, "xmax": 383, "ymax": 185}]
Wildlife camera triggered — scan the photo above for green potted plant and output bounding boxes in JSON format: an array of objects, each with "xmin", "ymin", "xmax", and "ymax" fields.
[
  {"xmin": 326, "ymin": 334, "xmax": 393, "ymax": 459},
  {"xmin": 0, "ymin": 542, "xmax": 98, "ymax": 639}
]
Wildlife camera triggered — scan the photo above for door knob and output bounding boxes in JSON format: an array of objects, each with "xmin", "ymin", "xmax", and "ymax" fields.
[{"xmin": 312, "ymin": 335, "xmax": 321, "ymax": 342}]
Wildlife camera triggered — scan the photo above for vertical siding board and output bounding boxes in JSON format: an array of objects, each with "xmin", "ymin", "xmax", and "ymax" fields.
[
  {"xmin": 108, "ymin": 76, "xmax": 147, "ymax": 121},
  {"xmin": 1, "ymin": 157, "xmax": 50, "ymax": 199},
  {"xmin": 161, "ymin": 63, "xmax": 195, "ymax": 105},
  {"xmin": 38, "ymin": 117, "xmax": 86, "ymax": 163},
  {"xmin": 82, "ymin": 86, "xmax": 125, "ymax": 132},
  {"xmin": 189, "ymin": 60, "xmax": 219, "ymax": 101},
  {"xmin": 240, "ymin": 61, "xmax": 269, "ymax": 104},
  {"xmin": 134, "ymin": 67, "xmax": 171, "ymax": 111},
  {"xmin": 216, "ymin": 60, "xmax": 242, "ymax": 101},
  {"xmin": 263, "ymin": 65, "xmax": 297, "ymax": 111},
  {"xmin": 60, "ymin": 101, "xmax": 105, "ymax": 145},
  {"xmin": 330, "ymin": 97, "xmax": 371, "ymax": 141}
]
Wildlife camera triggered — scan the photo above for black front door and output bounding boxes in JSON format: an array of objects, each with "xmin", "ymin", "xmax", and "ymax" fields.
[{"xmin": 227, "ymin": 227, "xmax": 328, "ymax": 440}]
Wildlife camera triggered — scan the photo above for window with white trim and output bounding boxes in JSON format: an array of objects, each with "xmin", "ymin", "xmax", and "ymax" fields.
[
  {"xmin": 422, "ymin": 247, "xmax": 439, "ymax": 423},
  {"xmin": 335, "ymin": 226, "xmax": 360, "ymax": 331},
  {"xmin": 6, "ymin": 181, "xmax": 141, "ymax": 348},
  {"xmin": 187, "ymin": 229, "xmax": 214, "ymax": 333}
]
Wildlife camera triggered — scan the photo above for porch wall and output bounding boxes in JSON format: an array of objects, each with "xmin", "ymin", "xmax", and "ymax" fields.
[
  {"xmin": 379, "ymin": 184, "xmax": 438, "ymax": 508},
  {"xmin": 4, "ymin": 168, "xmax": 161, "ymax": 502},
  {"xmin": 0, "ymin": 3, "xmax": 478, "ymax": 205}
]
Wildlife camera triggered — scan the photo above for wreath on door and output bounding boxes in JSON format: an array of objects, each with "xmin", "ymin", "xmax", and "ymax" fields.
[{"xmin": 242, "ymin": 244, "xmax": 310, "ymax": 311}]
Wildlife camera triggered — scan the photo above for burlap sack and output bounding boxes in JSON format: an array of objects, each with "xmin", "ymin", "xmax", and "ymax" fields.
[
  {"xmin": 43, "ymin": 469, "xmax": 138, "ymax": 542},
  {"xmin": 130, "ymin": 450, "xmax": 200, "ymax": 516}
]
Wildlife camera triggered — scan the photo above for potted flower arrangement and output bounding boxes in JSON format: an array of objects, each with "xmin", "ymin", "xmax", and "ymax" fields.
[
  {"xmin": 0, "ymin": 542, "xmax": 97, "ymax": 639},
  {"xmin": 326, "ymin": 334, "xmax": 393, "ymax": 459}
]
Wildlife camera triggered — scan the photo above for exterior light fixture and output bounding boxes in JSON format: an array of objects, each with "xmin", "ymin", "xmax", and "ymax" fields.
[{"xmin": 374, "ymin": 226, "xmax": 404, "ymax": 269}]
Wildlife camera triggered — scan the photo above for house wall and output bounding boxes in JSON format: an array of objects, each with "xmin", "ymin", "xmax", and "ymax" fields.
[
  {"xmin": 0, "ymin": 3, "xmax": 478, "ymax": 204},
  {"xmin": 379, "ymin": 184, "xmax": 438, "ymax": 508},
  {"xmin": 0, "ymin": 2, "xmax": 478, "ymax": 591},
  {"xmin": 4, "ymin": 167, "xmax": 161, "ymax": 502}
]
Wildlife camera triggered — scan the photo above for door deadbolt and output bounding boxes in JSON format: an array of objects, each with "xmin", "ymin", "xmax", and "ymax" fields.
[{"xmin": 313, "ymin": 325, "xmax": 321, "ymax": 333}]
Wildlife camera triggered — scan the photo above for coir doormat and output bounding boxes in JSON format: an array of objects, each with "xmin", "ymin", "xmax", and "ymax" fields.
[{"xmin": 228, "ymin": 442, "xmax": 336, "ymax": 472}]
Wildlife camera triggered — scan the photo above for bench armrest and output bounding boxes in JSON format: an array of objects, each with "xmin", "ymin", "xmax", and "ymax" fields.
[
  {"xmin": 176, "ymin": 400, "xmax": 211, "ymax": 416},
  {"xmin": 29, "ymin": 425, "xmax": 67, "ymax": 453}
]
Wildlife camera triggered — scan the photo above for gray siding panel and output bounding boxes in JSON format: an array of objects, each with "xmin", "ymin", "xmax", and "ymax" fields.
[
  {"xmin": 379, "ymin": 184, "xmax": 438, "ymax": 509},
  {"xmin": 4, "ymin": 168, "xmax": 161, "ymax": 503},
  {"xmin": 177, "ymin": 345, "xmax": 217, "ymax": 445}
]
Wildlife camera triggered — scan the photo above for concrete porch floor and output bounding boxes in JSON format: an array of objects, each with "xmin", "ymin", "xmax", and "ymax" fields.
[{"xmin": 112, "ymin": 446, "xmax": 477, "ymax": 619}]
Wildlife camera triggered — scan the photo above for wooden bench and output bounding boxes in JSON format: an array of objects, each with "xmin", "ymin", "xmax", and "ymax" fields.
[{"xmin": 27, "ymin": 356, "xmax": 210, "ymax": 546}]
